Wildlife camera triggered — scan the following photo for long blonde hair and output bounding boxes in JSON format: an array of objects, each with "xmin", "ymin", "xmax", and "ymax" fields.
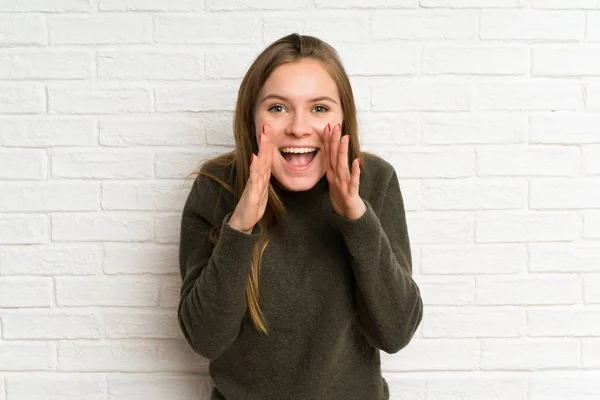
[{"xmin": 188, "ymin": 33, "xmax": 363, "ymax": 334}]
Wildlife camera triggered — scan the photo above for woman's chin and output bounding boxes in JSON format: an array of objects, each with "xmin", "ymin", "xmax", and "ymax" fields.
[{"xmin": 271, "ymin": 169, "xmax": 325, "ymax": 192}]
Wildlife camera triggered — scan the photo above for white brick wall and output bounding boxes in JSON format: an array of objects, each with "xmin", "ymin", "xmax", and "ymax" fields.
[{"xmin": 0, "ymin": 0, "xmax": 598, "ymax": 399}]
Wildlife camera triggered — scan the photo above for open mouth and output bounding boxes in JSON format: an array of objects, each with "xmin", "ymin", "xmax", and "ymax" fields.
[{"xmin": 280, "ymin": 149, "xmax": 319, "ymax": 169}]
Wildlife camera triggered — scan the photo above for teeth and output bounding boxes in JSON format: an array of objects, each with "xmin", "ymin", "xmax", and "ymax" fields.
[{"xmin": 280, "ymin": 147, "xmax": 317, "ymax": 154}]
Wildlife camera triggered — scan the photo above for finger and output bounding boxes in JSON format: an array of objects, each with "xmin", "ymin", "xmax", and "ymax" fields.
[
  {"xmin": 337, "ymin": 134, "xmax": 350, "ymax": 182},
  {"xmin": 329, "ymin": 123, "xmax": 341, "ymax": 175},
  {"xmin": 349, "ymin": 157, "xmax": 360, "ymax": 196},
  {"xmin": 321, "ymin": 123, "xmax": 332, "ymax": 171}
]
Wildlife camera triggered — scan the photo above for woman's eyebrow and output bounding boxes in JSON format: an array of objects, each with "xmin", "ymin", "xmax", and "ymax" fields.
[{"xmin": 259, "ymin": 93, "xmax": 338, "ymax": 105}]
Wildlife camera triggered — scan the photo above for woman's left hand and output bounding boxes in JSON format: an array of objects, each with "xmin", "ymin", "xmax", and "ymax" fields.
[{"xmin": 319, "ymin": 123, "xmax": 366, "ymax": 220}]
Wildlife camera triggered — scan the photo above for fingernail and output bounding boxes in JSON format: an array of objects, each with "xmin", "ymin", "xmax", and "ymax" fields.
[
  {"xmin": 262, "ymin": 124, "xmax": 265, "ymax": 132},
  {"xmin": 338, "ymin": 123, "xmax": 342, "ymax": 131},
  {"xmin": 326, "ymin": 123, "xmax": 330, "ymax": 132},
  {"xmin": 251, "ymin": 154, "xmax": 255, "ymax": 162}
]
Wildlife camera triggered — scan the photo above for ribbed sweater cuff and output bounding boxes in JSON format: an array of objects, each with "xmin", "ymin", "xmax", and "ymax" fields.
[
  {"xmin": 211, "ymin": 212, "xmax": 260, "ymax": 280},
  {"xmin": 329, "ymin": 200, "xmax": 381, "ymax": 254}
]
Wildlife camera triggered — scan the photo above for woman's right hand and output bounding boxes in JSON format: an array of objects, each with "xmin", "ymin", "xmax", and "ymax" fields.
[{"xmin": 228, "ymin": 125, "xmax": 274, "ymax": 233}]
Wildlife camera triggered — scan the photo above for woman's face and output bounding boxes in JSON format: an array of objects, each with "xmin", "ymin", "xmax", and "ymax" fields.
[{"xmin": 253, "ymin": 58, "xmax": 343, "ymax": 192}]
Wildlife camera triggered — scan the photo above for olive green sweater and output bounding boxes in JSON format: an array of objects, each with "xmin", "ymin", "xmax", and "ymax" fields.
[{"xmin": 178, "ymin": 152, "xmax": 423, "ymax": 400}]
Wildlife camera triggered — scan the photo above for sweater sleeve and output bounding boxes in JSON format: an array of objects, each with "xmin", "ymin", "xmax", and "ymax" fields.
[
  {"xmin": 330, "ymin": 168, "xmax": 423, "ymax": 354},
  {"xmin": 178, "ymin": 173, "xmax": 259, "ymax": 360}
]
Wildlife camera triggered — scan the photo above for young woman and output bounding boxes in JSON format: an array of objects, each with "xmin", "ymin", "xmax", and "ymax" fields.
[{"xmin": 178, "ymin": 33, "xmax": 423, "ymax": 400}]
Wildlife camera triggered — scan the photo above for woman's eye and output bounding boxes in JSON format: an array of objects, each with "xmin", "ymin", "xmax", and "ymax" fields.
[
  {"xmin": 268, "ymin": 105, "xmax": 285, "ymax": 113},
  {"xmin": 313, "ymin": 105, "xmax": 329, "ymax": 113}
]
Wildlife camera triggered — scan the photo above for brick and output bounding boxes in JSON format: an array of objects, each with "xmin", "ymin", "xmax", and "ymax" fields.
[
  {"xmin": 372, "ymin": 10, "xmax": 476, "ymax": 40},
  {"xmin": 349, "ymin": 77, "xmax": 371, "ymax": 112},
  {"xmin": 108, "ymin": 375, "xmax": 209, "ymax": 400},
  {"xmin": 58, "ymin": 342, "xmax": 157, "ymax": 372},
  {"xmin": 531, "ymin": 179, "xmax": 600, "ymax": 209},
  {"xmin": 58, "ymin": 341, "xmax": 206, "ymax": 372},
  {"xmin": 98, "ymin": 51, "xmax": 203, "ymax": 81},
  {"xmin": 588, "ymin": 12, "xmax": 600, "ymax": 42},
  {"xmin": 206, "ymin": 0, "xmax": 312, "ymax": 10},
  {"xmin": 533, "ymin": 0, "xmax": 600, "ymax": 8},
  {"xmin": 423, "ymin": 46, "xmax": 527, "ymax": 75},
  {"xmin": 481, "ymin": 10, "xmax": 584, "ymax": 41},
  {"xmin": 205, "ymin": 48, "xmax": 263, "ymax": 79},
  {"xmin": 0, "ymin": 277, "xmax": 52, "ymax": 307},
  {"xmin": 584, "ymin": 274, "xmax": 600, "ymax": 304},
  {"xmin": 0, "ymin": 244, "xmax": 103, "ymax": 275},
  {"xmin": 0, "ymin": 118, "xmax": 95, "ymax": 147},
  {"xmin": 154, "ymin": 83, "xmax": 237, "ymax": 112},
  {"xmin": 0, "ymin": 49, "xmax": 92, "ymax": 79},
  {"xmin": 423, "ymin": 0, "xmax": 526, "ymax": 6},
  {"xmin": 102, "ymin": 181, "xmax": 190, "ymax": 211},
  {"xmin": 406, "ymin": 213, "xmax": 472, "ymax": 244},
  {"xmin": 477, "ymin": 147, "xmax": 579, "ymax": 177},
  {"xmin": 2, "ymin": 311, "xmax": 103, "ymax": 339},
  {"xmin": 99, "ymin": 117, "xmax": 205, "ymax": 147},
  {"xmin": 530, "ymin": 371, "xmax": 600, "ymax": 400},
  {"xmin": 104, "ymin": 244, "xmax": 178, "ymax": 275},
  {"xmin": 481, "ymin": 339, "xmax": 580, "ymax": 370},
  {"xmin": 0, "ymin": 0, "xmax": 92, "ymax": 11},
  {"xmin": 154, "ymin": 214, "xmax": 180, "ymax": 244},
  {"xmin": 427, "ymin": 374, "xmax": 528, "ymax": 400},
  {"xmin": 0, "ymin": 149, "xmax": 47, "ymax": 180},
  {"xmin": 49, "ymin": 15, "xmax": 151, "ymax": 44},
  {"xmin": 0, "ymin": 214, "xmax": 48, "ymax": 245},
  {"xmin": 476, "ymin": 81, "xmax": 580, "ymax": 111},
  {"xmin": 51, "ymin": 149, "xmax": 153, "ymax": 179},
  {"xmin": 204, "ymin": 112, "xmax": 235, "ymax": 146},
  {"xmin": 422, "ymin": 113, "xmax": 527, "ymax": 144},
  {"xmin": 372, "ymin": 80, "xmax": 471, "ymax": 111},
  {"xmin": 154, "ymin": 15, "xmax": 261, "ymax": 44},
  {"xmin": 48, "ymin": 84, "xmax": 152, "ymax": 114},
  {"xmin": 476, "ymin": 211, "xmax": 578, "ymax": 243},
  {"xmin": 422, "ymin": 307, "xmax": 525, "ymax": 338},
  {"xmin": 530, "ymin": 114, "xmax": 600, "ymax": 143},
  {"xmin": 381, "ymin": 339, "xmax": 477, "ymax": 371},
  {"xmin": 384, "ymin": 375, "xmax": 425, "ymax": 400},
  {"xmin": 105, "ymin": 311, "xmax": 181, "ymax": 339},
  {"xmin": 56, "ymin": 276, "xmax": 159, "ymax": 307},
  {"xmin": 476, "ymin": 275, "xmax": 579, "ymax": 305},
  {"xmin": 386, "ymin": 149, "xmax": 475, "ymax": 178},
  {"xmin": 530, "ymin": 243, "xmax": 600, "ymax": 273},
  {"xmin": 415, "ymin": 276, "xmax": 475, "ymax": 305},
  {"xmin": 264, "ymin": 13, "xmax": 370, "ymax": 43},
  {"xmin": 155, "ymin": 150, "xmax": 223, "ymax": 179},
  {"xmin": 533, "ymin": 45, "xmax": 600, "ymax": 76},
  {"xmin": 422, "ymin": 179, "xmax": 526, "ymax": 210},
  {"xmin": 336, "ymin": 44, "xmax": 418, "ymax": 76},
  {"xmin": 6, "ymin": 374, "xmax": 107, "ymax": 400},
  {"xmin": 584, "ymin": 145, "xmax": 600, "ymax": 175},
  {"xmin": 528, "ymin": 306, "xmax": 600, "ymax": 336},
  {"xmin": 357, "ymin": 113, "xmax": 419, "ymax": 146},
  {"xmin": 421, "ymin": 244, "xmax": 526, "ymax": 275},
  {"xmin": 0, "ymin": 84, "xmax": 45, "ymax": 114},
  {"xmin": 582, "ymin": 339, "xmax": 600, "ymax": 367},
  {"xmin": 0, "ymin": 182, "xmax": 100, "ymax": 212},
  {"xmin": 99, "ymin": 0, "xmax": 202, "ymax": 11},
  {"xmin": 52, "ymin": 212, "xmax": 153, "ymax": 242},
  {"xmin": 317, "ymin": 0, "xmax": 416, "ymax": 7},
  {"xmin": 0, "ymin": 343, "xmax": 55, "ymax": 371},
  {"xmin": 0, "ymin": 15, "xmax": 45, "ymax": 45},
  {"xmin": 160, "ymin": 275, "xmax": 181, "ymax": 308},
  {"xmin": 583, "ymin": 210, "xmax": 600, "ymax": 238}
]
